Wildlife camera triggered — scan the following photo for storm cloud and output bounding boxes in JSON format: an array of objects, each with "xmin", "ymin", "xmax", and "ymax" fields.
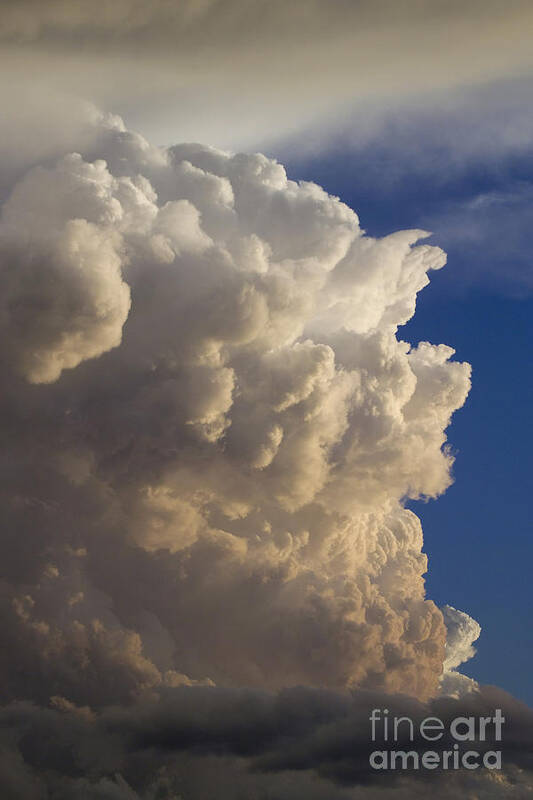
[
  {"xmin": 0, "ymin": 108, "xmax": 473, "ymax": 699},
  {"xmin": 1, "ymin": 684, "xmax": 532, "ymax": 798},
  {"xmin": 1, "ymin": 108, "xmax": 528, "ymax": 797}
]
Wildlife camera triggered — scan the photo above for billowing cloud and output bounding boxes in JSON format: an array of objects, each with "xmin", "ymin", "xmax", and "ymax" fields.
[
  {"xmin": 3, "ymin": 109, "xmax": 522, "ymax": 796},
  {"xmin": 440, "ymin": 605, "xmax": 482, "ymax": 698},
  {"xmin": 0, "ymin": 109, "xmax": 472, "ymax": 704},
  {"xmin": 0, "ymin": 1, "xmax": 529, "ymax": 793},
  {"xmin": 0, "ymin": 154, "xmax": 136, "ymax": 382}
]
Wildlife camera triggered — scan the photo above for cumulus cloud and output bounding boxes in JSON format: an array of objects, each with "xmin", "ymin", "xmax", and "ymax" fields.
[
  {"xmin": 440, "ymin": 605, "xmax": 482, "ymax": 698},
  {"xmin": 0, "ymin": 154, "xmax": 136, "ymax": 382},
  {"xmin": 0, "ymin": 108, "xmax": 515, "ymax": 796},
  {"xmin": 0, "ymin": 109, "xmax": 475, "ymax": 701}
]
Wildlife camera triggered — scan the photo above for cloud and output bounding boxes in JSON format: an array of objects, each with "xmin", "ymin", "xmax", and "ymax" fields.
[
  {"xmin": 5, "ymin": 109, "xmax": 526, "ymax": 797},
  {"xmin": 274, "ymin": 78, "xmax": 533, "ymax": 296},
  {"xmin": 0, "ymin": 684, "xmax": 532, "ymax": 798},
  {"xmin": 0, "ymin": 2, "xmax": 529, "ymax": 793},
  {"xmin": 0, "ymin": 154, "xmax": 136, "ymax": 382},
  {"xmin": 1, "ymin": 1, "xmax": 533, "ymax": 149},
  {"xmin": 276, "ymin": 77, "xmax": 533, "ymax": 168},
  {"xmin": 442, "ymin": 605, "xmax": 482, "ymax": 673},
  {"xmin": 0, "ymin": 109, "xmax": 475, "ymax": 712},
  {"xmin": 440, "ymin": 605, "xmax": 482, "ymax": 698}
]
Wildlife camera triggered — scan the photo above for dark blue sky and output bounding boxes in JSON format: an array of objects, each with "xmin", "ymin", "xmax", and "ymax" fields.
[{"xmin": 272, "ymin": 124, "xmax": 533, "ymax": 704}]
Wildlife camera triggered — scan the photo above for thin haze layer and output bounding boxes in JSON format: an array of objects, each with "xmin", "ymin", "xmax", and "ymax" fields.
[{"xmin": 1, "ymin": 0, "xmax": 533, "ymax": 147}]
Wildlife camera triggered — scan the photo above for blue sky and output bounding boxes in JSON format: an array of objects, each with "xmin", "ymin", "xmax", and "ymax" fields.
[{"xmin": 274, "ymin": 112, "xmax": 533, "ymax": 704}]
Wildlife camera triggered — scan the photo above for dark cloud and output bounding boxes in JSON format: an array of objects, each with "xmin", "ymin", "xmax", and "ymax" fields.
[{"xmin": 0, "ymin": 685, "xmax": 532, "ymax": 798}]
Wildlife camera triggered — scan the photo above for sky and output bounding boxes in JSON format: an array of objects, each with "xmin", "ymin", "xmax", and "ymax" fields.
[{"xmin": 0, "ymin": 2, "xmax": 532, "ymax": 798}]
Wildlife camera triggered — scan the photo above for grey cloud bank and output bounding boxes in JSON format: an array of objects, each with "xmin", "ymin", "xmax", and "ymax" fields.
[{"xmin": 1, "ymin": 684, "xmax": 532, "ymax": 797}]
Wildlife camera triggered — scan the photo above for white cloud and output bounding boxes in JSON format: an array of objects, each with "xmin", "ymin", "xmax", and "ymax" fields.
[
  {"xmin": 0, "ymin": 110, "xmax": 474, "ymax": 705},
  {"xmin": 0, "ymin": 154, "xmax": 137, "ymax": 382},
  {"xmin": 440, "ymin": 604, "xmax": 482, "ymax": 698}
]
